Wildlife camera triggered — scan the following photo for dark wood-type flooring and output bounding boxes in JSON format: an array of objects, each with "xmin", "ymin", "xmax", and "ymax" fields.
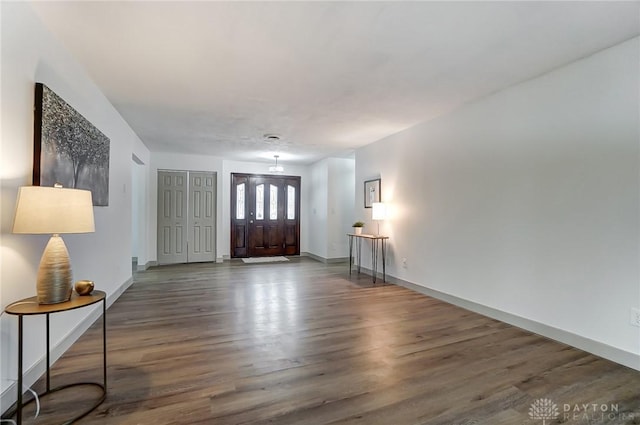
[{"xmin": 11, "ymin": 258, "xmax": 640, "ymax": 424}]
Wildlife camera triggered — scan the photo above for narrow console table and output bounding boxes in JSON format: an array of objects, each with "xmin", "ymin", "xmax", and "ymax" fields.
[
  {"xmin": 4, "ymin": 290, "xmax": 107, "ymax": 425},
  {"xmin": 347, "ymin": 233, "xmax": 389, "ymax": 283}
]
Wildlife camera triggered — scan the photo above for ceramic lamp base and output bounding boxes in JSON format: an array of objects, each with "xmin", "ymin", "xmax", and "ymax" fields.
[{"xmin": 36, "ymin": 235, "xmax": 73, "ymax": 304}]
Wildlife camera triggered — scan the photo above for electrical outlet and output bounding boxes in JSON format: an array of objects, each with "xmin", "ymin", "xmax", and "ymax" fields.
[
  {"xmin": 630, "ymin": 308, "xmax": 640, "ymax": 327},
  {"xmin": 402, "ymin": 258, "xmax": 407, "ymax": 268}
]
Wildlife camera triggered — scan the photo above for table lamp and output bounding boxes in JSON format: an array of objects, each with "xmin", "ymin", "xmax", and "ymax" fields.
[
  {"xmin": 12, "ymin": 185, "xmax": 95, "ymax": 304},
  {"xmin": 371, "ymin": 202, "xmax": 386, "ymax": 236}
]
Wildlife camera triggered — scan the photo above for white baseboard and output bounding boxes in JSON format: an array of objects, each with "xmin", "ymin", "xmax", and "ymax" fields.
[
  {"xmin": 108, "ymin": 277, "xmax": 133, "ymax": 308},
  {"xmin": 376, "ymin": 271, "xmax": 640, "ymax": 371},
  {"xmin": 301, "ymin": 252, "xmax": 348, "ymax": 264},
  {"xmin": 301, "ymin": 252, "xmax": 325, "ymax": 263},
  {"xmin": 0, "ymin": 277, "xmax": 134, "ymax": 416},
  {"xmin": 136, "ymin": 261, "xmax": 156, "ymax": 271},
  {"xmin": 133, "ymin": 257, "xmax": 156, "ymax": 271}
]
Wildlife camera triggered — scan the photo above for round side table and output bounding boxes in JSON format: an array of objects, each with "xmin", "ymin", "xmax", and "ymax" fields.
[{"xmin": 5, "ymin": 291, "xmax": 107, "ymax": 424}]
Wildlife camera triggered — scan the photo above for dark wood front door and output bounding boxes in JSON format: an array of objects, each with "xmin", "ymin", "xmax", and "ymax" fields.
[{"xmin": 231, "ymin": 173, "xmax": 300, "ymax": 258}]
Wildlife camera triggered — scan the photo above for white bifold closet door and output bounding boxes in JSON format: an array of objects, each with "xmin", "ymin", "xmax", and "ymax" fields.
[
  {"xmin": 188, "ymin": 171, "xmax": 216, "ymax": 262},
  {"xmin": 157, "ymin": 170, "xmax": 216, "ymax": 265}
]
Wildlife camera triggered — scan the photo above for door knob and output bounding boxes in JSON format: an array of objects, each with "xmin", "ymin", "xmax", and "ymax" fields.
[{"xmin": 250, "ymin": 220, "xmax": 254, "ymax": 223}]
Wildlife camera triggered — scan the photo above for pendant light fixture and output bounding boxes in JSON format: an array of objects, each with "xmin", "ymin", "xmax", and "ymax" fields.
[{"xmin": 269, "ymin": 155, "xmax": 284, "ymax": 173}]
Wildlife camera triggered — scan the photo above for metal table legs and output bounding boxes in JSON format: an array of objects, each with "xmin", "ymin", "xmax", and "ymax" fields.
[
  {"xmin": 12, "ymin": 298, "xmax": 106, "ymax": 424},
  {"xmin": 348, "ymin": 234, "xmax": 387, "ymax": 284}
]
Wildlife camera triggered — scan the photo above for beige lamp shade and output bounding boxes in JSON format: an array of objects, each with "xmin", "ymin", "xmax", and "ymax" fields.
[
  {"xmin": 371, "ymin": 202, "xmax": 386, "ymax": 221},
  {"xmin": 371, "ymin": 202, "xmax": 386, "ymax": 236},
  {"xmin": 12, "ymin": 185, "xmax": 94, "ymax": 304},
  {"xmin": 13, "ymin": 186, "xmax": 95, "ymax": 234}
]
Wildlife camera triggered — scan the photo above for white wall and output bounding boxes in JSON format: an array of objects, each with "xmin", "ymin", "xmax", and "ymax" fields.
[
  {"xmin": 308, "ymin": 160, "xmax": 329, "ymax": 258},
  {"xmin": 327, "ymin": 158, "xmax": 355, "ymax": 259},
  {"xmin": 306, "ymin": 157, "xmax": 355, "ymax": 261},
  {"xmin": 149, "ymin": 154, "xmax": 353, "ymax": 262},
  {"xmin": 0, "ymin": 1, "xmax": 150, "ymax": 411},
  {"xmin": 356, "ymin": 37, "xmax": 640, "ymax": 368},
  {"xmin": 149, "ymin": 154, "xmax": 310, "ymax": 261},
  {"xmin": 132, "ymin": 163, "xmax": 140, "ymax": 258},
  {"xmin": 132, "ymin": 144, "xmax": 153, "ymax": 269},
  {"xmin": 132, "ymin": 156, "xmax": 149, "ymax": 267}
]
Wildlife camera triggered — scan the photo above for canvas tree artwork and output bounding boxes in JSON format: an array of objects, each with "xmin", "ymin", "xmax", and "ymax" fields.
[{"xmin": 34, "ymin": 83, "xmax": 110, "ymax": 206}]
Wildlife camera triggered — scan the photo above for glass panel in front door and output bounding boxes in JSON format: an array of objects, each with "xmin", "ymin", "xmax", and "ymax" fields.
[
  {"xmin": 236, "ymin": 183, "xmax": 245, "ymax": 220},
  {"xmin": 269, "ymin": 184, "xmax": 278, "ymax": 220},
  {"xmin": 287, "ymin": 185, "xmax": 295, "ymax": 220},
  {"xmin": 256, "ymin": 184, "xmax": 264, "ymax": 220}
]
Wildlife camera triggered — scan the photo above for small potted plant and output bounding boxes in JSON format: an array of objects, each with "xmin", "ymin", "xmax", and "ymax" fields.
[{"xmin": 352, "ymin": 221, "xmax": 365, "ymax": 235}]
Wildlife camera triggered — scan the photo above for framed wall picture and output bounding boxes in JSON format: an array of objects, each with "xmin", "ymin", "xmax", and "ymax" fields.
[
  {"xmin": 364, "ymin": 178, "xmax": 381, "ymax": 208},
  {"xmin": 34, "ymin": 83, "xmax": 110, "ymax": 206}
]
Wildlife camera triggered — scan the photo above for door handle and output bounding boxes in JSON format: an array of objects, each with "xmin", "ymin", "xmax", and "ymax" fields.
[{"xmin": 250, "ymin": 220, "xmax": 254, "ymax": 223}]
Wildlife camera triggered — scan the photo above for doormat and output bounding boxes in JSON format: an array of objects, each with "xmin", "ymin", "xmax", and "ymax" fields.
[{"xmin": 242, "ymin": 256, "xmax": 290, "ymax": 264}]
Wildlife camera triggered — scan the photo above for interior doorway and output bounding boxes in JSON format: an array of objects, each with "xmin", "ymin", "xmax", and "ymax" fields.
[
  {"xmin": 231, "ymin": 173, "xmax": 300, "ymax": 258},
  {"xmin": 132, "ymin": 154, "xmax": 147, "ymax": 271}
]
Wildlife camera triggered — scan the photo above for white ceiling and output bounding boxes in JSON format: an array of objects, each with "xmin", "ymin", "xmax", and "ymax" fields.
[{"xmin": 30, "ymin": 1, "xmax": 640, "ymax": 165}]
